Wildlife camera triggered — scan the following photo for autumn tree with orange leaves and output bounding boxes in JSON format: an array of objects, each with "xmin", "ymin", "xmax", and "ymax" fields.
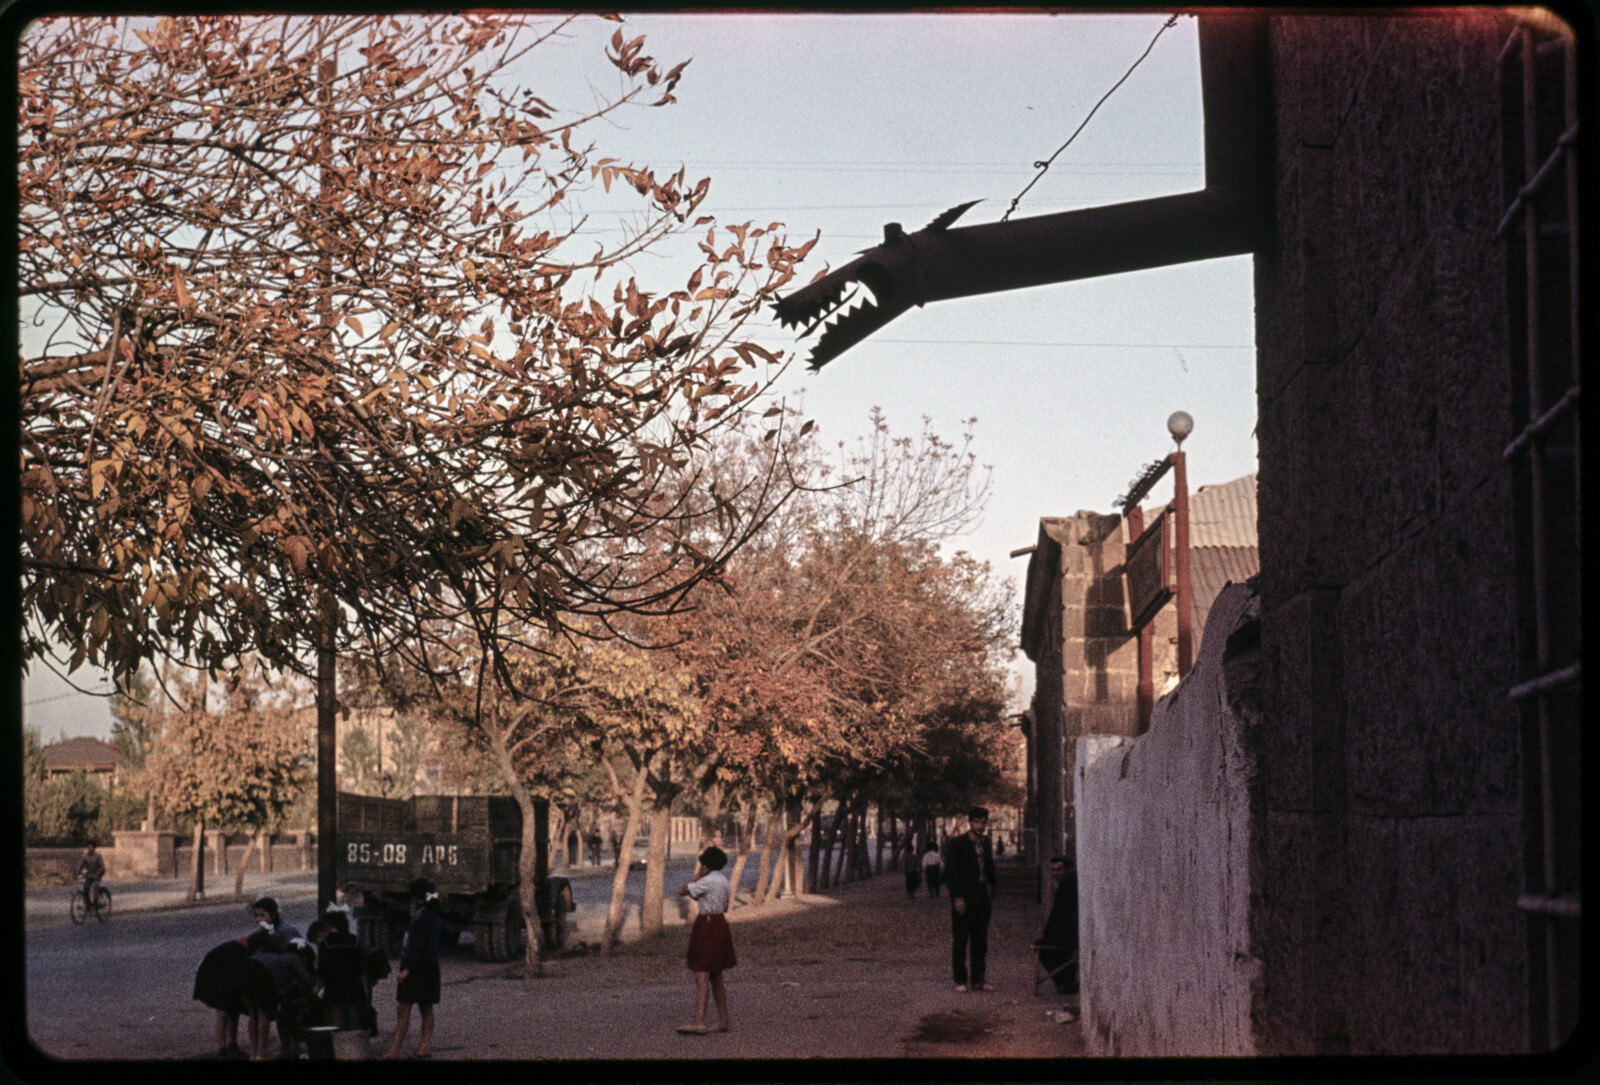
[
  {"xmin": 659, "ymin": 409, "xmax": 1014, "ymax": 902},
  {"xmin": 17, "ymin": 13, "xmax": 815, "ymax": 907},
  {"xmin": 18, "ymin": 13, "xmax": 813, "ymax": 686}
]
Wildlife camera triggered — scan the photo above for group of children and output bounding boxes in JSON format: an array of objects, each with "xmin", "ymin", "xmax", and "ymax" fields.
[
  {"xmin": 191, "ymin": 879, "xmax": 442, "ymax": 1060},
  {"xmin": 190, "ymin": 852, "xmax": 741, "ymax": 1059}
]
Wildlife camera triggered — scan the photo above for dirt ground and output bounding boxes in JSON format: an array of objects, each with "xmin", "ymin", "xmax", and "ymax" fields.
[{"xmin": 416, "ymin": 858, "xmax": 1086, "ymax": 1062}]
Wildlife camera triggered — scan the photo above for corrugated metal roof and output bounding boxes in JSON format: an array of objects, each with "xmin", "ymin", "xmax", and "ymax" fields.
[
  {"xmin": 1191, "ymin": 546, "xmax": 1260, "ymax": 636},
  {"xmin": 1188, "ymin": 472, "xmax": 1257, "ymax": 548},
  {"xmin": 1134, "ymin": 472, "xmax": 1257, "ymax": 549}
]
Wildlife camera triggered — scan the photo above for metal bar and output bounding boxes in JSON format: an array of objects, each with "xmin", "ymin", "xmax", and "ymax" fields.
[
  {"xmin": 1172, "ymin": 450, "xmax": 1193, "ymax": 677},
  {"xmin": 1499, "ymin": 25, "xmax": 1523, "ymax": 65},
  {"xmin": 1127, "ymin": 507, "xmax": 1154, "ymax": 735},
  {"xmin": 1120, "ymin": 456, "xmax": 1173, "ymax": 513},
  {"xmin": 1504, "ymin": 383, "xmax": 1582, "ymax": 460},
  {"xmin": 1565, "ymin": 36, "xmax": 1582, "ymax": 563},
  {"xmin": 1497, "ymin": 122, "xmax": 1581, "ymax": 237},
  {"xmin": 1521, "ymin": 28, "xmax": 1563, "ymax": 1053},
  {"xmin": 1509, "ymin": 662, "xmax": 1582, "ymax": 702},
  {"xmin": 1517, "ymin": 894, "xmax": 1582, "ymax": 920}
]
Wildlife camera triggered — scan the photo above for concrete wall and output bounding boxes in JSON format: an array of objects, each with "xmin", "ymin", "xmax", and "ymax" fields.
[
  {"xmin": 1252, "ymin": 12, "xmax": 1529, "ymax": 1054},
  {"xmin": 1076, "ymin": 581, "xmax": 1265, "ymax": 1056}
]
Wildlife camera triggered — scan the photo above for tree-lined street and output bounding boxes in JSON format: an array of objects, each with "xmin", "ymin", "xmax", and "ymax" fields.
[{"xmin": 25, "ymin": 857, "xmax": 1081, "ymax": 1061}]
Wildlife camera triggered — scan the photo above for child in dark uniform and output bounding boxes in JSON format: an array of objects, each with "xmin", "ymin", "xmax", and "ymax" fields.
[
  {"xmin": 193, "ymin": 935, "xmax": 251, "ymax": 1057},
  {"xmin": 382, "ymin": 877, "xmax": 442, "ymax": 1059}
]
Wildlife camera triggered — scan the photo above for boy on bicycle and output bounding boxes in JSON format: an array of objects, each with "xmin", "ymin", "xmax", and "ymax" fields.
[{"xmin": 76, "ymin": 843, "xmax": 106, "ymax": 908}]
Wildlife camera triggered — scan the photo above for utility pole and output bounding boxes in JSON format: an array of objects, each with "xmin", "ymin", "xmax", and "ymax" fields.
[
  {"xmin": 1168, "ymin": 411, "xmax": 1195, "ymax": 678},
  {"xmin": 314, "ymin": 47, "xmax": 340, "ymax": 914}
]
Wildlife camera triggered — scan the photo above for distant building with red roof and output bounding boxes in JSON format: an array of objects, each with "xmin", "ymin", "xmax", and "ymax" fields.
[{"xmin": 40, "ymin": 736, "xmax": 124, "ymax": 786}]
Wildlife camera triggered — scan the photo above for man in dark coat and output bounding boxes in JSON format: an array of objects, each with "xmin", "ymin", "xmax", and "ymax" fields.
[
  {"xmin": 1037, "ymin": 854, "xmax": 1079, "ymax": 995},
  {"xmin": 942, "ymin": 806, "xmax": 997, "ymax": 991}
]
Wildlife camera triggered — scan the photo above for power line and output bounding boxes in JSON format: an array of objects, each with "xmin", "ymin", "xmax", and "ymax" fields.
[
  {"xmin": 24, "ymin": 690, "xmax": 109, "ymax": 707},
  {"xmin": 1003, "ymin": 14, "xmax": 1185, "ymax": 222},
  {"xmin": 858, "ymin": 338, "xmax": 1252, "ymax": 350}
]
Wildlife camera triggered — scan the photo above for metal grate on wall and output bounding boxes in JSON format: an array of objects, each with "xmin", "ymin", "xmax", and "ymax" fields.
[{"xmin": 1497, "ymin": 14, "xmax": 1583, "ymax": 1054}]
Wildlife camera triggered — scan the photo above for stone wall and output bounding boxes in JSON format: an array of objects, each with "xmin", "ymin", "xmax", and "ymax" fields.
[
  {"xmin": 26, "ymin": 834, "xmax": 316, "ymax": 885},
  {"xmin": 1076, "ymin": 581, "xmax": 1264, "ymax": 1056},
  {"xmin": 1251, "ymin": 12, "xmax": 1529, "ymax": 1054}
]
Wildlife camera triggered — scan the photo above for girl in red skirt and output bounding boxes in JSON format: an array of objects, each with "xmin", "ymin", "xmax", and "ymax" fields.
[{"xmin": 677, "ymin": 846, "xmax": 736, "ymax": 1034}]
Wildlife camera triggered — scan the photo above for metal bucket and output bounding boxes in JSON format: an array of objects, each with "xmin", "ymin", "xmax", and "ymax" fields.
[{"xmin": 331, "ymin": 1029, "xmax": 370, "ymax": 1060}]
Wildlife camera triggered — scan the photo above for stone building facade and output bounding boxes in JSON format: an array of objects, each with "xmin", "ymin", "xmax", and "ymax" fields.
[
  {"xmin": 1019, "ymin": 473, "xmax": 1259, "ymax": 891},
  {"xmin": 1065, "ymin": 10, "xmax": 1582, "ymax": 1058}
]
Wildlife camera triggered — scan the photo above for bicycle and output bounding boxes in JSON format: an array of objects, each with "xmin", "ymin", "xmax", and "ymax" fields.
[{"xmin": 69, "ymin": 880, "xmax": 112, "ymax": 924}]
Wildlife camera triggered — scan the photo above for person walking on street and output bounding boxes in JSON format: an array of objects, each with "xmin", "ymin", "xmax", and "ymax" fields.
[
  {"xmin": 383, "ymin": 878, "xmax": 443, "ymax": 1059},
  {"xmin": 922, "ymin": 842, "xmax": 944, "ymax": 898},
  {"xmin": 903, "ymin": 844, "xmax": 923, "ymax": 898},
  {"xmin": 677, "ymin": 846, "xmax": 736, "ymax": 1035},
  {"xmin": 1035, "ymin": 855, "xmax": 1080, "ymax": 999},
  {"xmin": 943, "ymin": 806, "xmax": 997, "ymax": 992},
  {"xmin": 75, "ymin": 842, "xmax": 105, "ymax": 909}
]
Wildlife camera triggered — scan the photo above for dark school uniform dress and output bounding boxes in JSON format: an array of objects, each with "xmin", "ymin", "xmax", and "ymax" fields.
[
  {"xmin": 395, "ymin": 905, "xmax": 443, "ymax": 1006},
  {"xmin": 684, "ymin": 871, "xmax": 737, "ymax": 974},
  {"xmin": 193, "ymin": 938, "xmax": 251, "ymax": 1014},
  {"xmin": 316, "ymin": 931, "xmax": 370, "ymax": 1027}
]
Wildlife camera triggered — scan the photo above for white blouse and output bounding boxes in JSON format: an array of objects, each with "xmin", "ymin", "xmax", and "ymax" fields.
[{"xmin": 686, "ymin": 870, "xmax": 731, "ymax": 916}]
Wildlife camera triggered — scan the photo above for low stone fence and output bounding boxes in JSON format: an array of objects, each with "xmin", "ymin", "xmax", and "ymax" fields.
[{"xmin": 25, "ymin": 831, "xmax": 316, "ymax": 885}]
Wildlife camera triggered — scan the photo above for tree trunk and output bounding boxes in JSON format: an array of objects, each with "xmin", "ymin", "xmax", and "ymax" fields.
[
  {"xmin": 810, "ymin": 811, "xmax": 828, "ymax": 892},
  {"xmin": 475, "ymin": 708, "xmax": 546, "ymax": 977},
  {"xmin": 875, "ymin": 804, "xmax": 885, "ymax": 875},
  {"xmin": 856, "ymin": 803, "xmax": 872, "ymax": 879},
  {"xmin": 641, "ymin": 794, "xmax": 672, "ymax": 938},
  {"xmin": 785, "ymin": 796, "xmax": 806, "ymax": 898},
  {"xmin": 765, "ymin": 798, "xmax": 810, "ymax": 905},
  {"xmin": 838, "ymin": 804, "xmax": 856, "ymax": 884},
  {"xmin": 515, "ymin": 789, "xmax": 546, "ymax": 978},
  {"xmin": 697, "ymin": 779, "xmax": 725, "ymax": 850},
  {"xmin": 234, "ymin": 830, "xmax": 259, "ymax": 900},
  {"xmin": 831, "ymin": 801, "xmax": 853, "ymax": 885},
  {"xmin": 725, "ymin": 801, "xmax": 759, "ymax": 911},
  {"xmin": 602, "ymin": 755, "xmax": 650, "ymax": 953},
  {"xmin": 547, "ymin": 805, "xmax": 566, "ymax": 873},
  {"xmin": 187, "ymin": 818, "xmax": 205, "ymax": 902},
  {"xmin": 750, "ymin": 807, "xmax": 778, "ymax": 906}
]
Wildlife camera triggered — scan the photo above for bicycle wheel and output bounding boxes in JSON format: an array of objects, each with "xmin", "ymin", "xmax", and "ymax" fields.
[
  {"xmin": 69, "ymin": 892, "xmax": 87, "ymax": 925},
  {"xmin": 94, "ymin": 887, "xmax": 112, "ymax": 921}
]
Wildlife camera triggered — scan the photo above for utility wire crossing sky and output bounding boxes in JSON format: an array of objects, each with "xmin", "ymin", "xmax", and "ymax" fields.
[{"xmin": 20, "ymin": 12, "xmax": 1258, "ymax": 736}]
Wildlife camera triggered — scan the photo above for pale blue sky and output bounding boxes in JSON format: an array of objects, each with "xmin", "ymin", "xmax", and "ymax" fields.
[{"xmin": 22, "ymin": 11, "xmax": 1257, "ymax": 737}]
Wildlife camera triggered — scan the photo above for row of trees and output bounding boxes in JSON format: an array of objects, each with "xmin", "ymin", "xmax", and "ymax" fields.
[
  {"xmin": 340, "ymin": 408, "xmax": 1020, "ymax": 971},
  {"xmin": 18, "ymin": 13, "xmax": 1019, "ymax": 978}
]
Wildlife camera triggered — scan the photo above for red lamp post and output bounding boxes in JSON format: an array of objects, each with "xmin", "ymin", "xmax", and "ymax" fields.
[{"xmin": 1168, "ymin": 411, "xmax": 1195, "ymax": 679}]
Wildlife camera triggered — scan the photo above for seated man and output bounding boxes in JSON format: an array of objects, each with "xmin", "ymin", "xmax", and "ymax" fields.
[{"xmin": 1036, "ymin": 854, "xmax": 1079, "ymax": 996}]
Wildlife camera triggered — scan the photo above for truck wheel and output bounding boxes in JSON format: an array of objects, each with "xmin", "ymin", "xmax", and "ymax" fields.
[{"xmin": 473, "ymin": 902, "xmax": 522, "ymax": 962}]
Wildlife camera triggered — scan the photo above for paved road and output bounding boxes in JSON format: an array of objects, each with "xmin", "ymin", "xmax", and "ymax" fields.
[{"xmin": 23, "ymin": 857, "xmax": 1084, "ymax": 1063}]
